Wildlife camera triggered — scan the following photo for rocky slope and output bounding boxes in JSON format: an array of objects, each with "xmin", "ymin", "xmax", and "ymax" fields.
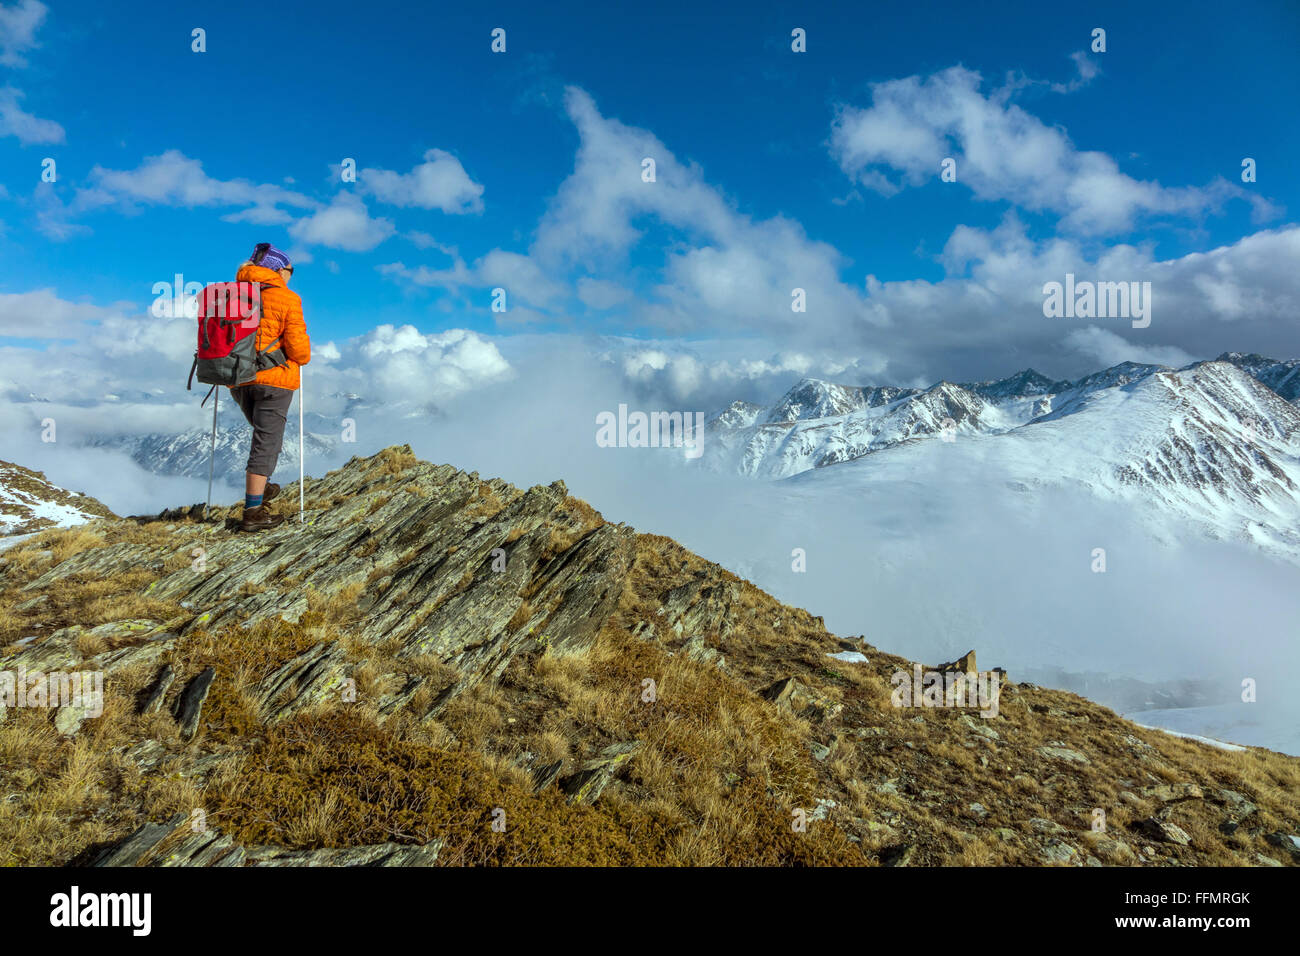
[
  {"xmin": 0, "ymin": 460, "xmax": 115, "ymax": 538},
  {"xmin": 1, "ymin": 446, "xmax": 1297, "ymax": 867}
]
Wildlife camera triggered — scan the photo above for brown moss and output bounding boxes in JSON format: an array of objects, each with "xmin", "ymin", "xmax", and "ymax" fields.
[
  {"xmin": 0, "ymin": 567, "xmax": 184, "ymax": 645},
  {"xmin": 541, "ymin": 496, "xmax": 606, "ymax": 559},
  {"xmin": 369, "ymin": 446, "xmax": 418, "ymax": 477},
  {"xmin": 464, "ymin": 482, "xmax": 506, "ymax": 521},
  {"xmin": 167, "ymin": 613, "xmax": 330, "ymax": 740},
  {"xmin": 507, "ymin": 601, "xmax": 534, "ymax": 632},
  {"xmin": 209, "ymin": 709, "xmax": 677, "ymax": 865}
]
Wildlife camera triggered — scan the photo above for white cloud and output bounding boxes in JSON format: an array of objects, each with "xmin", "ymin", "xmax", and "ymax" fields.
[
  {"xmin": 79, "ymin": 150, "xmax": 317, "ymax": 216},
  {"xmin": 0, "ymin": 85, "xmax": 64, "ymax": 144},
  {"xmin": 221, "ymin": 204, "xmax": 295, "ymax": 226},
  {"xmin": 602, "ymin": 340, "xmax": 876, "ymax": 409},
  {"xmin": 0, "ymin": 0, "xmax": 45, "ymax": 67},
  {"xmin": 1063, "ymin": 327, "xmax": 1195, "ymax": 370},
  {"xmin": 385, "ymin": 87, "xmax": 875, "ymax": 338},
  {"xmin": 372, "ymin": 84, "xmax": 1298, "ymax": 382},
  {"xmin": 0, "ymin": 297, "xmax": 195, "ymax": 413},
  {"xmin": 381, "ymin": 247, "xmax": 564, "ymax": 310},
  {"xmin": 5, "ymin": 73, "xmax": 1294, "ymax": 427},
  {"xmin": 32, "ymin": 181, "xmax": 90, "ymax": 240},
  {"xmin": 289, "ymin": 192, "xmax": 395, "ymax": 252},
  {"xmin": 361, "ymin": 148, "xmax": 484, "ymax": 213},
  {"xmin": 532, "ymin": 87, "xmax": 742, "ymax": 269},
  {"xmin": 0, "ymin": 288, "xmax": 117, "ymax": 338},
  {"xmin": 577, "ymin": 277, "xmax": 631, "ymax": 310},
  {"xmin": 527, "ymin": 88, "xmax": 890, "ymax": 337},
  {"xmin": 0, "ymin": 286, "xmax": 513, "ymax": 454},
  {"xmin": 829, "ymin": 65, "xmax": 1277, "ymax": 234},
  {"xmin": 999, "ymin": 50, "xmax": 1101, "ymax": 98},
  {"xmin": 379, "ymin": 259, "xmax": 471, "ymax": 288},
  {"xmin": 404, "ymin": 230, "xmax": 453, "ymax": 252},
  {"xmin": 28, "ymin": 151, "xmax": 316, "ymax": 238},
  {"xmin": 331, "ymin": 325, "xmax": 511, "ymax": 405},
  {"xmin": 1060, "ymin": 50, "xmax": 1100, "ymax": 89},
  {"xmin": 475, "ymin": 250, "xmax": 565, "ymax": 306},
  {"xmin": 853, "ymin": 217, "xmax": 1300, "ymax": 382}
]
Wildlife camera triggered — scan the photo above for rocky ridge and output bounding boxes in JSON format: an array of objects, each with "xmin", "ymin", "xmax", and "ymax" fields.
[{"xmin": 1, "ymin": 446, "xmax": 1297, "ymax": 866}]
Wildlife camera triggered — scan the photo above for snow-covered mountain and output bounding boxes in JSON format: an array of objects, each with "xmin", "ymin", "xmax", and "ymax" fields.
[
  {"xmin": 965, "ymin": 367, "xmax": 1067, "ymax": 400},
  {"xmin": 761, "ymin": 379, "xmax": 921, "ymax": 422},
  {"xmin": 78, "ymin": 386, "xmax": 429, "ymax": 485},
  {"xmin": 85, "ymin": 402, "xmax": 338, "ymax": 485},
  {"xmin": 707, "ymin": 378, "xmax": 1004, "ymax": 478},
  {"xmin": 0, "ymin": 460, "xmax": 114, "ymax": 537},
  {"xmin": 706, "ymin": 359, "xmax": 1200, "ymax": 479},
  {"xmin": 1216, "ymin": 351, "xmax": 1300, "ymax": 403},
  {"xmin": 705, "ymin": 356, "xmax": 1300, "ymax": 560},
  {"xmin": 72, "ymin": 387, "xmax": 449, "ymax": 486}
]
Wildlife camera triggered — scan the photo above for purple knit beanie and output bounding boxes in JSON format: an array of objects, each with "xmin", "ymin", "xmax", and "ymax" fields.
[{"xmin": 250, "ymin": 242, "xmax": 292, "ymax": 272}]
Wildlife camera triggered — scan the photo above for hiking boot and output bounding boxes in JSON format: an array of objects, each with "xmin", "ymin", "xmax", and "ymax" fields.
[
  {"xmin": 262, "ymin": 483, "xmax": 281, "ymax": 503},
  {"xmin": 240, "ymin": 505, "xmax": 285, "ymax": 532}
]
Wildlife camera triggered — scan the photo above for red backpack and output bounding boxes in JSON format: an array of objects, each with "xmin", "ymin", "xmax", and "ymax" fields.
[{"xmin": 186, "ymin": 281, "xmax": 288, "ymax": 391}]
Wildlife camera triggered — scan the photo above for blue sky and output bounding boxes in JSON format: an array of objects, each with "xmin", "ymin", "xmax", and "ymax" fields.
[{"xmin": 1, "ymin": 0, "xmax": 1298, "ymax": 399}]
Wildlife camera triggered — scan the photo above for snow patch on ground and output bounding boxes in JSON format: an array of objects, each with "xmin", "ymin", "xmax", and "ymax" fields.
[
  {"xmin": 0, "ymin": 462, "xmax": 111, "ymax": 536},
  {"xmin": 0, "ymin": 531, "xmax": 38, "ymax": 552},
  {"xmin": 827, "ymin": 651, "xmax": 869, "ymax": 663},
  {"xmin": 1126, "ymin": 703, "xmax": 1297, "ymax": 755},
  {"xmin": 1127, "ymin": 721, "xmax": 1247, "ymax": 752}
]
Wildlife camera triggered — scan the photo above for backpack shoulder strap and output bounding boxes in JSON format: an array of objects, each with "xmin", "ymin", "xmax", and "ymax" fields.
[{"xmin": 254, "ymin": 282, "xmax": 287, "ymax": 365}]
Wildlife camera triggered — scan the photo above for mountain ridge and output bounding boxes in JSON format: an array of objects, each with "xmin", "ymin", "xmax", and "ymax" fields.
[
  {"xmin": 704, "ymin": 359, "xmax": 1300, "ymax": 561},
  {"xmin": 1, "ymin": 446, "xmax": 1297, "ymax": 866}
]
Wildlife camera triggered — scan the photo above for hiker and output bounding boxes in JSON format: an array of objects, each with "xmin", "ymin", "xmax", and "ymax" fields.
[{"xmin": 229, "ymin": 242, "xmax": 311, "ymax": 531}]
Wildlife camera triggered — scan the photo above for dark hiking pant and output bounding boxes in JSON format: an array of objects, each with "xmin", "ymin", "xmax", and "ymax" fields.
[{"xmin": 229, "ymin": 384, "xmax": 294, "ymax": 478}]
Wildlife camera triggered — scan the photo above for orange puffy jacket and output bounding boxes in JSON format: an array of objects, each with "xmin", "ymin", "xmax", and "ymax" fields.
[{"xmin": 233, "ymin": 262, "xmax": 311, "ymax": 391}]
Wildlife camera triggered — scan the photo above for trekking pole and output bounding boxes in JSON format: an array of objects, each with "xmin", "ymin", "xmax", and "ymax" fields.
[
  {"xmin": 298, "ymin": 368, "xmax": 305, "ymax": 524},
  {"xmin": 206, "ymin": 387, "xmax": 218, "ymax": 519}
]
